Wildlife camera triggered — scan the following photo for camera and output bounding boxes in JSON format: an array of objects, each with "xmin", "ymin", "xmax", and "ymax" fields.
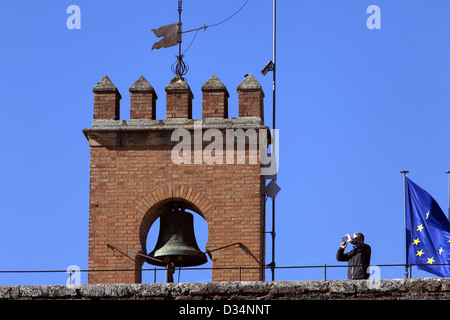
[
  {"xmin": 261, "ymin": 60, "xmax": 274, "ymax": 76},
  {"xmin": 341, "ymin": 236, "xmax": 349, "ymax": 242}
]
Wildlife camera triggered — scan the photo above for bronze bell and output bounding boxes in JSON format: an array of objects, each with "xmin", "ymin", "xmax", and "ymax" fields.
[{"xmin": 147, "ymin": 208, "xmax": 207, "ymax": 268}]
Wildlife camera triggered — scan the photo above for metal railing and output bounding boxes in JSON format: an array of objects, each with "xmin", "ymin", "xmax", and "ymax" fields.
[
  {"xmin": 0, "ymin": 263, "xmax": 446, "ymax": 284},
  {"xmin": 137, "ymin": 263, "xmax": 434, "ymax": 282}
]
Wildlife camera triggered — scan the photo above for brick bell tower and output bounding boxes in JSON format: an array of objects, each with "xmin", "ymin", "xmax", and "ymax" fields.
[{"xmin": 83, "ymin": 73, "xmax": 269, "ymax": 283}]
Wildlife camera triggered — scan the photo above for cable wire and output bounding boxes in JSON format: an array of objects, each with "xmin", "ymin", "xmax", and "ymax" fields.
[
  {"xmin": 207, "ymin": 0, "xmax": 250, "ymax": 28},
  {"xmin": 181, "ymin": 0, "xmax": 251, "ymax": 55},
  {"xmin": 182, "ymin": 28, "xmax": 201, "ymax": 55}
]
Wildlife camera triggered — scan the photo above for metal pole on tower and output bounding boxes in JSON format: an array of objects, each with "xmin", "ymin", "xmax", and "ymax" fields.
[
  {"xmin": 446, "ymin": 171, "xmax": 450, "ymax": 220},
  {"xmin": 261, "ymin": 0, "xmax": 277, "ymax": 282},
  {"xmin": 270, "ymin": 0, "xmax": 277, "ymax": 282},
  {"xmin": 401, "ymin": 170, "xmax": 409, "ymax": 279}
]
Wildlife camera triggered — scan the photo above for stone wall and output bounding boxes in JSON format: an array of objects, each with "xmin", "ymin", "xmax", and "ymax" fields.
[{"xmin": 1, "ymin": 278, "xmax": 450, "ymax": 300}]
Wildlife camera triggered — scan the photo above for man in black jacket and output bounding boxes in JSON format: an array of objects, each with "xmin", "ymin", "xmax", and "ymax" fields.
[{"xmin": 336, "ymin": 233, "xmax": 371, "ymax": 280}]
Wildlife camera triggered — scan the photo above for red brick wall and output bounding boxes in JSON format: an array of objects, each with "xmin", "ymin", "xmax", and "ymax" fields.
[
  {"xmin": 238, "ymin": 91, "xmax": 264, "ymax": 121},
  {"xmin": 166, "ymin": 91, "xmax": 193, "ymax": 119},
  {"xmin": 93, "ymin": 92, "xmax": 121, "ymax": 120},
  {"xmin": 130, "ymin": 93, "xmax": 156, "ymax": 119}
]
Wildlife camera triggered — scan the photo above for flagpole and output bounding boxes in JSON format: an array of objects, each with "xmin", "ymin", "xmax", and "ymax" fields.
[
  {"xmin": 401, "ymin": 170, "xmax": 409, "ymax": 279},
  {"xmin": 446, "ymin": 171, "xmax": 450, "ymax": 220}
]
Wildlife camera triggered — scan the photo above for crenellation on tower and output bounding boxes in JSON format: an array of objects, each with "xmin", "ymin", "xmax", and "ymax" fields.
[
  {"xmin": 129, "ymin": 75, "xmax": 157, "ymax": 120},
  {"xmin": 165, "ymin": 75, "xmax": 194, "ymax": 119},
  {"xmin": 237, "ymin": 74, "xmax": 265, "ymax": 122},
  {"xmin": 201, "ymin": 74, "xmax": 229, "ymax": 119},
  {"xmin": 92, "ymin": 75, "xmax": 121, "ymax": 120}
]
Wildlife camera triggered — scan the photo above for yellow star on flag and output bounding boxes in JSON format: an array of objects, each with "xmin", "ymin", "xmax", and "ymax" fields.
[
  {"xmin": 439, "ymin": 247, "xmax": 443, "ymax": 255},
  {"xmin": 413, "ymin": 238, "xmax": 421, "ymax": 245},
  {"xmin": 427, "ymin": 257, "xmax": 435, "ymax": 264},
  {"xmin": 416, "ymin": 249, "xmax": 424, "ymax": 257},
  {"xmin": 416, "ymin": 224, "xmax": 424, "ymax": 232},
  {"xmin": 425, "ymin": 211, "xmax": 430, "ymax": 219}
]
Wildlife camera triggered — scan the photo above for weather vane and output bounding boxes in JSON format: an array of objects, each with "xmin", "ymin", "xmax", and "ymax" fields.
[
  {"xmin": 151, "ymin": 0, "xmax": 250, "ymax": 77},
  {"xmin": 151, "ymin": 0, "xmax": 200, "ymax": 77}
]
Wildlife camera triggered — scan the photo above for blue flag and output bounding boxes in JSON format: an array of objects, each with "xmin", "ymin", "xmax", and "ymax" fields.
[{"xmin": 405, "ymin": 177, "xmax": 450, "ymax": 277}]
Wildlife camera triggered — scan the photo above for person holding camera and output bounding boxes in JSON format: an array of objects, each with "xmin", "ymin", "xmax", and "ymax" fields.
[{"xmin": 336, "ymin": 233, "xmax": 371, "ymax": 280}]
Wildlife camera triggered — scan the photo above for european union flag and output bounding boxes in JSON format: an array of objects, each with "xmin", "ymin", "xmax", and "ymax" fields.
[{"xmin": 406, "ymin": 177, "xmax": 450, "ymax": 277}]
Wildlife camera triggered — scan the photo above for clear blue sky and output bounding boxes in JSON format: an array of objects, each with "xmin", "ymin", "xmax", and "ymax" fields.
[{"xmin": 1, "ymin": 0, "xmax": 450, "ymax": 285}]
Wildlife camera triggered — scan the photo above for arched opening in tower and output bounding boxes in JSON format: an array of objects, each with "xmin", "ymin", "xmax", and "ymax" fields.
[{"xmin": 140, "ymin": 199, "xmax": 210, "ymax": 283}]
